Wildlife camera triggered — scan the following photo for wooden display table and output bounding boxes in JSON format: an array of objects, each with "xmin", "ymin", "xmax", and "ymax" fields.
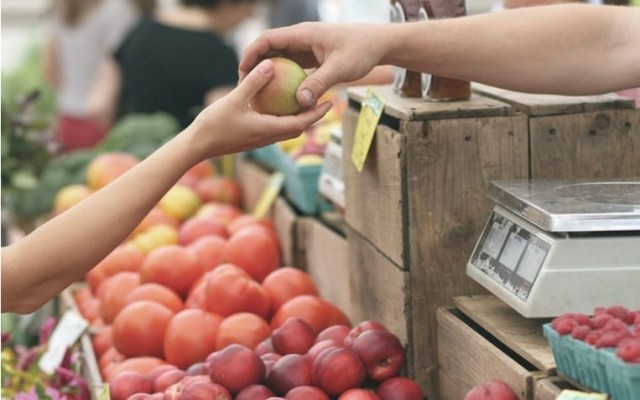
[{"xmin": 341, "ymin": 84, "xmax": 639, "ymax": 398}]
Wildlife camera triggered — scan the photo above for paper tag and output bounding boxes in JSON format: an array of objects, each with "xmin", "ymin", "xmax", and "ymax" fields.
[
  {"xmin": 351, "ymin": 88, "xmax": 385, "ymax": 172},
  {"xmin": 98, "ymin": 384, "xmax": 110, "ymax": 400},
  {"xmin": 252, "ymin": 171, "xmax": 284, "ymax": 219},
  {"xmin": 38, "ymin": 310, "xmax": 89, "ymax": 375},
  {"xmin": 556, "ymin": 390, "xmax": 608, "ymax": 400}
]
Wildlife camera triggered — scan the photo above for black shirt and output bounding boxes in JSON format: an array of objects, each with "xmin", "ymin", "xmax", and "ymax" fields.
[{"xmin": 115, "ymin": 18, "xmax": 239, "ymax": 128}]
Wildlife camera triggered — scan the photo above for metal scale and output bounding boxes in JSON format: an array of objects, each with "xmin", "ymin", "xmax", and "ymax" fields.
[{"xmin": 466, "ymin": 179, "xmax": 640, "ymax": 318}]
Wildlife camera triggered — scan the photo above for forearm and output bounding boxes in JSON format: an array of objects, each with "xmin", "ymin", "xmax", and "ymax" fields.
[
  {"xmin": 1, "ymin": 130, "xmax": 200, "ymax": 313},
  {"xmin": 383, "ymin": 4, "xmax": 640, "ymax": 95}
]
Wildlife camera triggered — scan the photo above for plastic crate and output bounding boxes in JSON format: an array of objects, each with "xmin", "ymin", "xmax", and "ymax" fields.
[
  {"xmin": 279, "ymin": 151, "xmax": 332, "ymax": 214},
  {"xmin": 247, "ymin": 144, "xmax": 282, "ymax": 170},
  {"xmin": 543, "ymin": 323, "xmax": 640, "ymax": 400}
]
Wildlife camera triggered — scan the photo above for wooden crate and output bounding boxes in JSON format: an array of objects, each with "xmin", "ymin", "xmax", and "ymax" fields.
[
  {"xmin": 342, "ymin": 84, "xmax": 639, "ymax": 398},
  {"xmin": 473, "ymin": 84, "xmax": 640, "ymax": 180},
  {"xmin": 298, "ymin": 216, "xmax": 352, "ymax": 319},
  {"xmin": 437, "ymin": 295, "xmax": 555, "ymax": 400},
  {"xmin": 343, "ymin": 85, "xmax": 529, "ymax": 398}
]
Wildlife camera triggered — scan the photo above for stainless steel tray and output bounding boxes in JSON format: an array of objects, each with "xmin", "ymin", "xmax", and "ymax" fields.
[{"xmin": 488, "ymin": 179, "xmax": 640, "ymax": 232}]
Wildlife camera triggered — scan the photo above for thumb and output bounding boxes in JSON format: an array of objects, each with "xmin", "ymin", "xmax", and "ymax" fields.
[
  {"xmin": 235, "ymin": 59, "xmax": 274, "ymax": 99},
  {"xmin": 296, "ymin": 63, "xmax": 340, "ymax": 108}
]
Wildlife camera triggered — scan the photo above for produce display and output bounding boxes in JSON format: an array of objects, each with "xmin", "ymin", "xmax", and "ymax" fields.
[
  {"xmin": 52, "ymin": 153, "xmax": 424, "ymax": 399},
  {"xmin": 544, "ymin": 305, "xmax": 640, "ymax": 400}
]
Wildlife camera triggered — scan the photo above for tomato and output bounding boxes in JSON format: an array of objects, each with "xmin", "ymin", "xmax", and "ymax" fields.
[
  {"xmin": 226, "ymin": 214, "xmax": 276, "ymax": 238},
  {"xmin": 194, "ymin": 177, "xmax": 243, "ymax": 207},
  {"xmin": 92, "ymin": 326, "xmax": 113, "ymax": 359},
  {"xmin": 125, "ymin": 283, "xmax": 184, "ymax": 314},
  {"xmin": 96, "ymin": 245, "xmax": 145, "ymax": 276},
  {"xmin": 187, "ymin": 235, "xmax": 226, "ymax": 272},
  {"xmin": 178, "ymin": 216, "xmax": 228, "ymax": 246},
  {"xmin": 204, "ymin": 264, "xmax": 271, "ymax": 318},
  {"xmin": 222, "ymin": 226, "xmax": 280, "ymax": 282},
  {"xmin": 262, "ymin": 267, "xmax": 319, "ymax": 314},
  {"xmin": 104, "ymin": 357, "xmax": 167, "ymax": 383},
  {"xmin": 163, "ymin": 309, "xmax": 223, "ymax": 369},
  {"xmin": 270, "ymin": 295, "xmax": 351, "ymax": 335},
  {"xmin": 216, "ymin": 312, "xmax": 271, "ymax": 351},
  {"xmin": 99, "ymin": 272, "xmax": 141, "ymax": 324},
  {"xmin": 86, "ymin": 263, "xmax": 109, "ymax": 295},
  {"xmin": 112, "ymin": 300, "xmax": 174, "ymax": 358},
  {"xmin": 139, "ymin": 245, "xmax": 202, "ymax": 297}
]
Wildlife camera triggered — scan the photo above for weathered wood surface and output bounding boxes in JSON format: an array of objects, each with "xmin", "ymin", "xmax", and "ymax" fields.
[{"xmin": 454, "ymin": 295, "xmax": 555, "ymax": 374}]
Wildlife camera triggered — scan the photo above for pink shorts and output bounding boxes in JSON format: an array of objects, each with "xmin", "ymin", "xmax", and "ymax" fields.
[{"xmin": 57, "ymin": 115, "xmax": 107, "ymax": 152}]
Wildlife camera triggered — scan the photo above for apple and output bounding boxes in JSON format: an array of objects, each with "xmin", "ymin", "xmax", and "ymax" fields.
[
  {"xmin": 271, "ymin": 317, "xmax": 316, "ymax": 355},
  {"xmin": 285, "ymin": 385, "xmax": 330, "ymax": 400},
  {"xmin": 344, "ymin": 320, "xmax": 388, "ymax": 348},
  {"xmin": 250, "ymin": 57, "xmax": 307, "ymax": 116},
  {"xmin": 208, "ymin": 344, "xmax": 266, "ymax": 395},
  {"xmin": 339, "ymin": 388, "xmax": 380, "ymax": 400},
  {"xmin": 236, "ymin": 384, "xmax": 276, "ymax": 400},
  {"xmin": 266, "ymin": 354, "xmax": 313, "ymax": 395},
  {"xmin": 376, "ymin": 377, "xmax": 423, "ymax": 400},
  {"xmin": 306, "ymin": 340, "xmax": 343, "ymax": 365},
  {"xmin": 316, "ymin": 325, "xmax": 351, "ymax": 344},
  {"xmin": 463, "ymin": 380, "xmax": 519, "ymax": 400},
  {"xmin": 152, "ymin": 369, "xmax": 187, "ymax": 394},
  {"xmin": 311, "ymin": 347, "xmax": 366, "ymax": 396},
  {"xmin": 351, "ymin": 329, "xmax": 406, "ymax": 382},
  {"xmin": 109, "ymin": 370, "xmax": 151, "ymax": 400}
]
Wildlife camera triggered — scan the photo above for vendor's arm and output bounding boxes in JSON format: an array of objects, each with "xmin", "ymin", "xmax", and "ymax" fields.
[
  {"xmin": 240, "ymin": 4, "xmax": 640, "ymax": 107},
  {"xmin": 1, "ymin": 59, "xmax": 332, "ymax": 314}
]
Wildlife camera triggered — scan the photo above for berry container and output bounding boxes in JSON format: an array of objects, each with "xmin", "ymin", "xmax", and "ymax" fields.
[{"xmin": 543, "ymin": 323, "xmax": 640, "ymax": 400}]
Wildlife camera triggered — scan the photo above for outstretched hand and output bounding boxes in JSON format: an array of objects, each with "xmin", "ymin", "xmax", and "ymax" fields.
[
  {"xmin": 188, "ymin": 58, "xmax": 333, "ymax": 161},
  {"xmin": 239, "ymin": 23, "xmax": 385, "ymax": 109}
]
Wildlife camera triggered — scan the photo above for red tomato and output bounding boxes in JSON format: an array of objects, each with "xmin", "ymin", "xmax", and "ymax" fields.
[
  {"xmin": 125, "ymin": 283, "xmax": 184, "ymax": 314},
  {"xmin": 204, "ymin": 264, "xmax": 271, "ymax": 318},
  {"xmin": 163, "ymin": 309, "xmax": 223, "ymax": 369},
  {"xmin": 104, "ymin": 357, "xmax": 167, "ymax": 383},
  {"xmin": 271, "ymin": 295, "xmax": 351, "ymax": 335},
  {"xmin": 222, "ymin": 226, "xmax": 280, "ymax": 282},
  {"xmin": 139, "ymin": 245, "xmax": 202, "ymax": 297},
  {"xmin": 215, "ymin": 312, "xmax": 271, "ymax": 350},
  {"xmin": 187, "ymin": 235, "xmax": 226, "ymax": 272},
  {"xmin": 99, "ymin": 272, "xmax": 141, "ymax": 324},
  {"xmin": 112, "ymin": 301, "xmax": 174, "ymax": 358},
  {"xmin": 262, "ymin": 267, "xmax": 319, "ymax": 314}
]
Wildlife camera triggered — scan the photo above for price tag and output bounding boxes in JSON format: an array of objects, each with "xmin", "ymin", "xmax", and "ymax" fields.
[
  {"xmin": 556, "ymin": 390, "xmax": 608, "ymax": 400},
  {"xmin": 351, "ymin": 88, "xmax": 385, "ymax": 172},
  {"xmin": 98, "ymin": 384, "xmax": 110, "ymax": 400},
  {"xmin": 252, "ymin": 171, "xmax": 284, "ymax": 219},
  {"xmin": 38, "ymin": 310, "xmax": 89, "ymax": 375}
]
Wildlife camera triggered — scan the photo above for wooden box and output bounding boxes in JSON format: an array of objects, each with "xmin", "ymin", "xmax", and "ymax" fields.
[
  {"xmin": 437, "ymin": 295, "xmax": 555, "ymax": 400},
  {"xmin": 342, "ymin": 85, "xmax": 639, "ymax": 398},
  {"xmin": 298, "ymin": 216, "xmax": 352, "ymax": 319}
]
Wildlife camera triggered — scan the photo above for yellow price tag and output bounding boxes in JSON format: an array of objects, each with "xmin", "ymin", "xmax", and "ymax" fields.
[
  {"xmin": 253, "ymin": 171, "xmax": 284, "ymax": 219},
  {"xmin": 98, "ymin": 384, "xmax": 110, "ymax": 400},
  {"xmin": 556, "ymin": 390, "xmax": 608, "ymax": 400},
  {"xmin": 351, "ymin": 88, "xmax": 385, "ymax": 172}
]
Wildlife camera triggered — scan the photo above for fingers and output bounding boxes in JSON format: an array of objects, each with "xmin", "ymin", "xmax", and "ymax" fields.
[
  {"xmin": 234, "ymin": 59, "xmax": 275, "ymax": 99},
  {"xmin": 296, "ymin": 64, "xmax": 342, "ymax": 108}
]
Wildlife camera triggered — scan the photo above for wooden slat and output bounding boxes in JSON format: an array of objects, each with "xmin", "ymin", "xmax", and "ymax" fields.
[
  {"xmin": 405, "ymin": 111, "xmax": 529, "ymax": 398},
  {"xmin": 529, "ymin": 109, "xmax": 640, "ymax": 179},
  {"xmin": 348, "ymin": 85, "xmax": 515, "ymax": 121},
  {"xmin": 272, "ymin": 197, "xmax": 299, "ymax": 267},
  {"xmin": 437, "ymin": 307, "xmax": 533, "ymax": 400},
  {"xmin": 454, "ymin": 295, "xmax": 556, "ymax": 374},
  {"xmin": 302, "ymin": 218, "xmax": 352, "ymax": 318},
  {"xmin": 342, "ymin": 108, "xmax": 407, "ymax": 267},
  {"xmin": 534, "ymin": 377, "xmax": 580, "ymax": 400},
  {"xmin": 346, "ymin": 226, "xmax": 411, "ymax": 354},
  {"xmin": 473, "ymin": 84, "xmax": 635, "ymax": 116}
]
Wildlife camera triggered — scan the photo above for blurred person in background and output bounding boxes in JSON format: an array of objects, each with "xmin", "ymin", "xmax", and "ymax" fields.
[
  {"xmin": 43, "ymin": 0, "xmax": 139, "ymax": 152},
  {"xmin": 267, "ymin": 0, "xmax": 319, "ymax": 28},
  {"xmin": 89, "ymin": 0, "xmax": 258, "ymax": 131}
]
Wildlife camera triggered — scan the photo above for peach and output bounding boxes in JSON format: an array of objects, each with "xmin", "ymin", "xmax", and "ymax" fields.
[
  {"xmin": 311, "ymin": 347, "xmax": 365, "ymax": 396},
  {"xmin": 266, "ymin": 354, "xmax": 312, "ymax": 396},
  {"xmin": 208, "ymin": 344, "xmax": 265, "ymax": 395},
  {"xmin": 250, "ymin": 57, "xmax": 307, "ymax": 116}
]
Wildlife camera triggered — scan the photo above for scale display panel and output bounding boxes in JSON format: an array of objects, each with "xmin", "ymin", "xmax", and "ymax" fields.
[
  {"xmin": 470, "ymin": 211, "xmax": 551, "ymax": 302},
  {"xmin": 467, "ymin": 179, "xmax": 640, "ymax": 317}
]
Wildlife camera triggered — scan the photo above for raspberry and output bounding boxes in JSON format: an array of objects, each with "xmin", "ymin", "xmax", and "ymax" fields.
[
  {"xmin": 564, "ymin": 313, "xmax": 592, "ymax": 327},
  {"xmin": 552, "ymin": 317, "xmax": 579, "ymax": 335},
  {"xmin": 585, "ymin": 331, "xmax": 603, "ymax": 346},
  {"xmin": 602, "ymin": 318, "xmax": 629, "ymax": 333},
  {"xmin": 595, "ymin": 331, "xmax": 620, "ymax": 348},
  {"xmin": 603, "ymin": 305, "xmax": 631, "ymax": 322},
  {"xmin": 570, "ymin": 325, "xmax": 592, "ymax": 341},
  {"xmin": 591, "ymin": 313, "xmax": 614, "ymax": 329},
  {"xmin": 616, "ymin": 337, "xmax": 640, "ymax": 363}
]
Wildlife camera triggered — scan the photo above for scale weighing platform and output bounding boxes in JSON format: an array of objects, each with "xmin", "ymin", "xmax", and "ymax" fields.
[{"xmin": 467, "ymin": 179, "xmax": 640, "ymax": 318}]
